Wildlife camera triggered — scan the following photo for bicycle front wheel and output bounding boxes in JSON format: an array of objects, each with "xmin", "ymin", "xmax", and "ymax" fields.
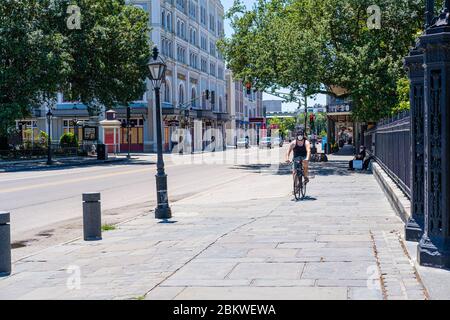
[{"xmin": 294, "ymin": 174, "xmax": 303, "ymax": 200}]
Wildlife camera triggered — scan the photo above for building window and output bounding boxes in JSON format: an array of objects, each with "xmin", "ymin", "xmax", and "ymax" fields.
[
  {"xmin": 176, "ymin": 0, "xmax": 185, "ymax": 12},
  {"xmin": 200, "ymin": 6, "xmax": 206, "ymax": 25},
  {"xmin": 189, "ymin": 27, "xmax": 197, "ymax": 45},
  {"xmin": 177, "ymin": 19, "xmax": 186, "ymax": 39},
  {"xmin": 209, "ymin": 41, "xmax": 216, "ymax": 56},
  {"xmin": 189, "ymin": 0, "xmax": 197, "ymax": 19},
  {"xmin": 161, "ymin": 11, "xmax": 166, "ymax": 28},
  {"xmin": 179, "ymin": 84, "xmax": 185, "ymax": 105},
  {"xmin": 201, "ymin": 58, "xmax": 207, "ymax": 73},
  {"xmin": 163, "ymin": 81, "xmax": 171, "ymax": 103},
  {"xmin": 201, "ymin": 34, "xmax": 207, "ymax": 51},
  {"xmin": 189, "ymin": 52, "xmax": 198, "ymax": 69},
  {"xmin": 177, "ymin": 45, "xmax": 186, "ymax": 63},
  {"xmin": 167, "ymin": 13, "xmax": 172, "ymax": 31},
  {"xmin": 209, "ymin": 14, "xmax": 215, "ymax": 32},
  {"xmin": 191, "ymin": 87, "xmax": 197, "ymax": 108},
  {"xmin": 210, "ymin": 62, "xmax": 215, "ymax": 76},
  {"xmin": 219, "ymin": 96, "xmax": 223, "ymax": 112}
]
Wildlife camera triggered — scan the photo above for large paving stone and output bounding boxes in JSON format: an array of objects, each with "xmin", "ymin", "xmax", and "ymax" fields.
[
  {"xmin": 301, "ymin": 262, "xmax": 373, "ymax": 280},
  {"xmin": 174, "ymin": 286, "xmax": 348, "ymax": 300},
  {"xmin": 227, "ymin": 263, "xmax": 304, "ymax": 280}
]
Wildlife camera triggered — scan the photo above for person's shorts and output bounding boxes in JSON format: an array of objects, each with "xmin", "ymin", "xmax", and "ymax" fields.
[{"xmin": 292, "ymin": 156, "xmax": 306, "ymax": 171}]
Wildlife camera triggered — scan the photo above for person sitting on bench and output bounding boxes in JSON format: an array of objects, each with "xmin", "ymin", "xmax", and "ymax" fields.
[{"xmin": 349, "ymin": 146, "xmax": 366, "ymax": 170}]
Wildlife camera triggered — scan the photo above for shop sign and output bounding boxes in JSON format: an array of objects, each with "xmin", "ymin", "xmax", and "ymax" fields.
[
  {"xmin": 167, "ymin": 120, "xmax": 179, "ymax": 127},
  {"xmin": 83, "ymin": 126, "xmax": 98, "ymax": 141}
]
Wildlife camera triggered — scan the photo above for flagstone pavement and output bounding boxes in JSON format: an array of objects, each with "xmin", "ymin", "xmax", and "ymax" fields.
[{"xmin": 0, "ymin": 155, "xmax": 431, "ymax": 300}]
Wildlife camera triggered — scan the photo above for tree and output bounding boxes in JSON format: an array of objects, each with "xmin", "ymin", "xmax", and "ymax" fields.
[
  {"xmin": 57, "ymin": 0, "xmax": 152, "ymax": 116},
  {"xmin": 0, "ymin": 0, "xmax": 152, "ymax": 148},
  {"xmin": 392, "ymin": 77, "xmax": 410, "ymax": 114},
  {"xmin": 0, "ymin": 0, "xmax": 70, "ymax": 147},
  {"xmin": 220, "ymin": 0, "xmax": 424, "ymax": 121},
  {"xmin": 267, "ymin": 117, "xmax": 297, "ymax": 138}
]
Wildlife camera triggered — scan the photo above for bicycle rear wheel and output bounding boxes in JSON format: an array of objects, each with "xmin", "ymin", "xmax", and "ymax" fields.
[{"xmin": 294, "ymin": 174, "xmax": 303, "ymax": 200}]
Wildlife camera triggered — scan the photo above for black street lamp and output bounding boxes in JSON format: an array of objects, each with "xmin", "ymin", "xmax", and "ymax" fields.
[
  {"xmin": 148, "ymin": 47, "xmax": 172, "ymax": 219},
  {"xmin": 46, "ymin": 109, "xmax": 53, "ymax": 165}
]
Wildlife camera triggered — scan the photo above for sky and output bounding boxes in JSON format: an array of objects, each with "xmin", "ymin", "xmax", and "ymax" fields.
[{"xmin": 221, "ymin": 0, "xmax": 327, "ymax": 111}]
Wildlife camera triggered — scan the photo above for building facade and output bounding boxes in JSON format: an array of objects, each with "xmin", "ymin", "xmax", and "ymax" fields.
[
  {"xmin": 225, "ymin": 70, "xmax": 264, "ymax": 146},
  {"xmin": 140, "ymin": 0, "xmax": 228, "ymax": 152}
]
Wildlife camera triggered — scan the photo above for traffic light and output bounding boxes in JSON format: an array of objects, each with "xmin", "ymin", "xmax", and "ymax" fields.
[
  {"xmin": 205, "ymin": 90, "xmax": 210, "ymax": 100},
  {"xmin": 245, "ymin": 82, "xmax": 251, "ymax": 95},
  {"xmin": 127, "ymin": 106, "xmax": 131, "ymax": 120},
  {"xmin": 309, "ymin": 114, "xmax": 315, "ymax": 131}
]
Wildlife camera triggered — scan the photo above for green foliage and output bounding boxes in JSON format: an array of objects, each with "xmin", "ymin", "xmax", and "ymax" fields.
[
  {"xmin": 102, "ymin": 224, "xmax": 117, "ymax": 231},
  {"xmin": 392, "ymin": 77, "xmax": 410, "ymax": 114},
  {"xmin": 220, "ymin": 0, "xmax": 424, "ymax": 121},
  {"xmin": 0, "ymin": 0, "xmax": 71, "ymax": 137},
  {"xmin": 59, "ymin": 0, "xmax": 152, "ymax": 115},
  {"xmin": 0, "ymin": 0, "xmax": 152, "ymax": 139},
  {"xmin": 60, "ymin": 132, "xmax": 78, "ymax": 148},
  {"xmin": 267, "ymin": 117, "xmax": 297, "ymax": 137}
]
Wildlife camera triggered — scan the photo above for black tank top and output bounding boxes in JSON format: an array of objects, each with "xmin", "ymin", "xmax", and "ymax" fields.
[{"xmin": 293, "ymin": 140, "xmax": 307, "ymax": 158}]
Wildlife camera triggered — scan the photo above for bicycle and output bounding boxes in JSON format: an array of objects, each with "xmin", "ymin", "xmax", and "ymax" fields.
[{"xmin": 291, "ymin": 158, "xmax": 307, "ymax": 200}]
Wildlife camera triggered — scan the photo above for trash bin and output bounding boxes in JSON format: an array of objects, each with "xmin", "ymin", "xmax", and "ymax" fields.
[{"xmin": 97, "ymin": 144, "xmax": 108, "ymax": 160}]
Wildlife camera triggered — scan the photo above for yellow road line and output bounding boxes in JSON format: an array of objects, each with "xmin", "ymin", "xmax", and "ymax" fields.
[{"xmin": 0, "ymin": 167, "xmax": 152, "ymax": 194}]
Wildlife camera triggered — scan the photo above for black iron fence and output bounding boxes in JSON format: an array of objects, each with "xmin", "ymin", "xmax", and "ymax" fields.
[{"xmin": 364, "ymin": 111, "xmax": 411, "ymax": 197}]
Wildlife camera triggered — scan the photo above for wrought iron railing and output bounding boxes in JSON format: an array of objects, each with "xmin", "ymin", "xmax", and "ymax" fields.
[{"xmin": 364, "ymin": 111, "xmax": 411, "ymax": 197}]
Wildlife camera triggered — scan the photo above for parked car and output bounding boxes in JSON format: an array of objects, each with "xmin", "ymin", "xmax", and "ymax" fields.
[
  {"xmin": 236, "ymin": 138, "xmax": 249, "ymax": 149},
  {"xmin": 259, "ymin": 137, "xmax": 272, "ymax": 148},
  {"xmin": 272, "ymin": 137, "xmax": 283, "ymax": 147}
]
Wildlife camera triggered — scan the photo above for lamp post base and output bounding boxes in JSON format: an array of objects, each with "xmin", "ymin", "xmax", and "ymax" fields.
[
  {"xmin": 155, "ymin": 206, "xmax": 172, "ymax": 219},
  {"xmin": 155, "ymin": 173, "xmax": 171, "ymax": 219}
]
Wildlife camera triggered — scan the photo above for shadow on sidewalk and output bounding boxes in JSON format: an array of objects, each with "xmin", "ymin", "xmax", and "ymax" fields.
[{"xmin": 230, "ymin": 159, "xmax": 369, "ymax": 178}]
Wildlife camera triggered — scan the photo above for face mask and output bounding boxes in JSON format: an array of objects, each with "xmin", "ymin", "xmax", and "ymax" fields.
[{"xmin": 297, "ymin": 136, "xmax": 304, "ymax": 141}]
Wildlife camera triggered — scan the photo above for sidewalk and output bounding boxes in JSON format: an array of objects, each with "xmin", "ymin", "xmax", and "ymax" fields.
[{"xmin": 0, "ymin": 154, "xmax": 442, "ymax": 300}]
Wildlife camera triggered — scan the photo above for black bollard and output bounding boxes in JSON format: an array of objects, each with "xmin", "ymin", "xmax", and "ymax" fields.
[
  {"xmin": 0, "ymin": 212, "xmax": 11, "ymax": 276},
  {"xmin": 82, "ymin": 193, "xmax": 102, "ymax": 241}
]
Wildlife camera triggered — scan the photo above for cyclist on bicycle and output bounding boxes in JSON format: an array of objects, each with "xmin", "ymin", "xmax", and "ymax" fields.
[{"xmin": 286, "ymin": 129, "xmax": 311, "ymax": 184}]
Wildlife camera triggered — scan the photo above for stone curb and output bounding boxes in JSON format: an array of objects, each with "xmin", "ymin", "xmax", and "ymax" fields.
[{"xmin": 372, "ymin": 162, "xmax": 411, "ymax": 223}]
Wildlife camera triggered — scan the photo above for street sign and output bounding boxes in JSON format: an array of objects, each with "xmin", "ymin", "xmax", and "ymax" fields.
[{"xmin": 83, "ymin": 126, "xmax": 98, "ymax": 141}]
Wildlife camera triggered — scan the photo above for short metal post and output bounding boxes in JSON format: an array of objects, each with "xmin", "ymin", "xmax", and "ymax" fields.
[
  {"xmin": 82, "ymin": 193, "xmax": 102, "ymax": 241},
  {"xmin": 0, "ymin": 212, "xmax": 11, "ymax": 277}
]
